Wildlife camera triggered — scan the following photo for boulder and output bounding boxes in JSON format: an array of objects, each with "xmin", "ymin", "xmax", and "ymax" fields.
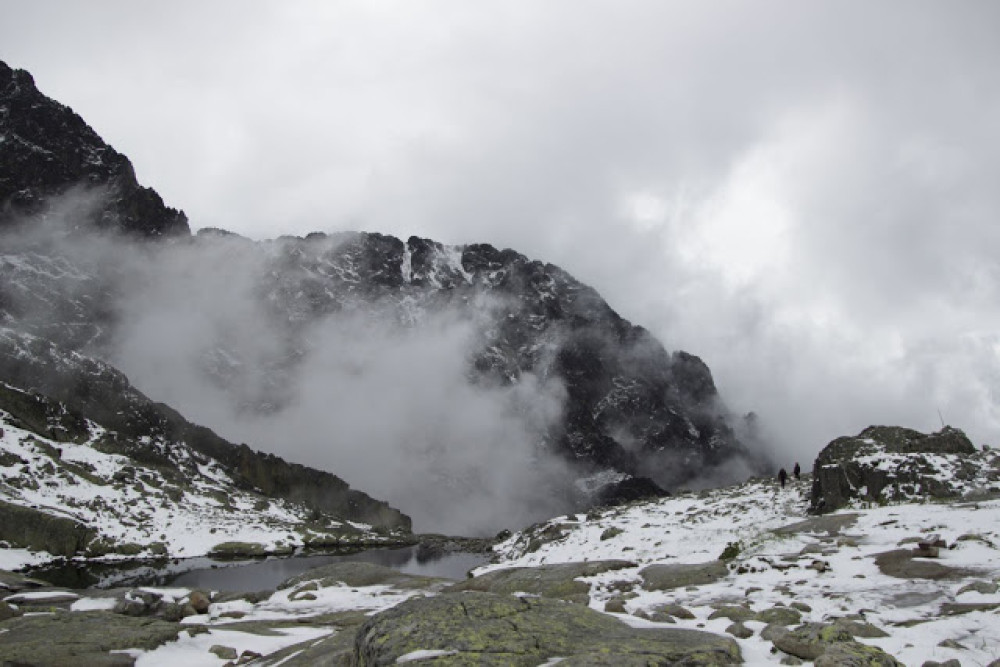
[
  {"xmin": 809, "ymin": 426, "xmax": 981, "ymax": 513},
  {"xmin": 873, "ymin": 550, "xmax": 972, "ymax": 580},
  {"xmin": 0, "ymin": 610, "xmax": 192, "ymax": 665},
  {"xmin": 754, "ymin": 606, "xmax": 802, "ymax": 626},
  {"xmin": 352, "ymin": 591, "xmax": 742, "ymax": 665},
  {"xmin": 772, "ymin": 622, "xmax": 902, "ymax": 664},
  {"xmin": 639, "ymin": 560, "xmax": 729, "ymax": 591}
]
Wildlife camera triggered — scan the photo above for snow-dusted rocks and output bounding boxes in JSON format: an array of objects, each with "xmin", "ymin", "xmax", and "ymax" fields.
[
  {"xmin": 0, "ymin": 380, "xmax": 410, "ymax": 568},
  {"xmin": 810, "ymin": 425, "xmax": 1000, "ymax": 513},
  {"xmin": 1, "ymin": 468, "xmax": 999, "ymax": 664}
]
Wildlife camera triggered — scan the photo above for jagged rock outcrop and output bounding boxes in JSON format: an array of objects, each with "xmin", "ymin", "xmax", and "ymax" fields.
[
  {"xmin": 0, "ymin": 60, "xmax": 188, "ymax": 237},
  {"xmin": 810, "ymin": 425, "xmax": 1000, "ymax": 513}
]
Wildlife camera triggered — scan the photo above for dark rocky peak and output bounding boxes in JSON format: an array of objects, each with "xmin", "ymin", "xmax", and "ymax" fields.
[
  {"xmin": 406, "ymin": 236, "xmax": 469, "ymax": 289},
  {"xmin": 0, "ymin": 60, "xmax": 188, "ymax": 238}
]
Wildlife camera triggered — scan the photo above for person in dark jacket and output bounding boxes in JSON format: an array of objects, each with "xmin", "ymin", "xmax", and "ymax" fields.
[
  {"xmin": 778, "ymin": 467, "xmax": 788, "ymax": 488},
  {"xmin": 793, "ymin": 462, "xmax": 801, "ymax": 480}
]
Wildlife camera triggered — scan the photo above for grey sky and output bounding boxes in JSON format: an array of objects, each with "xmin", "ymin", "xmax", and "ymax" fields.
[{"xmin": 2, "ymin": 1, "xmax": 999, "ymax": 459}]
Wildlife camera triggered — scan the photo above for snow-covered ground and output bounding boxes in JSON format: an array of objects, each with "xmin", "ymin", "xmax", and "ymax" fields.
[
  {"xmin": 4, "ymin": 442, "xmax": 1000, "ymax": 665},
  {"xmin": 480, "ymin": 476, "xmax": 1000, "ymax": 666}
]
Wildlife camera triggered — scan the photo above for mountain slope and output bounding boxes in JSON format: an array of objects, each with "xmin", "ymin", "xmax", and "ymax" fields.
[{"xmin": 0, "ymin": 59, "xmax": 768, "ymax": 533}]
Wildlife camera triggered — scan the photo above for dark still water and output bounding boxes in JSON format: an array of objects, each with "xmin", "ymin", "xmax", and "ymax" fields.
[{"xmin": 27, "ymin": 546, "xmax": 488, "ymax": 592}]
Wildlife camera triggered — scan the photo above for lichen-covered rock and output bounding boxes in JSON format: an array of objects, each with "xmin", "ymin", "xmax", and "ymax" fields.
[
  {"xmin": 652, "ymin": 603, "xmax": 696, "ymax": 620},
  {"xmin": 352, "ymin": 591, "xmax": 742, "ymax": 665},
  {"xmin": 639, "ymin": 560, "xmax": 729, "ymax": 591},
  {"xmin": 0, "ymin": 610, "xmax": 193, "ymax": 665},
  {"xmin": 725, "ymin": 622, "xmax": 753, "ymax": 639},
  {"xmin": 813, "ymin": 641, "xmax": 904, "ymax": 666},
  {"xmin": 708, "ymin": 605, "xmax": 755, "ymax": 622},
  {"xmin": 809, "ymin": 426, "xmax": 995, "ymax": 513},
  {"xmin": 772, "ymin": 622, "xmax": 902, "ymax": 665},
  {"xmin": 754, "ymin": 606, "xmax": 802, "ymax": 626},
  {"xmin": 448, "ymin": 560, "xmax": 635, "ymax": 605}
]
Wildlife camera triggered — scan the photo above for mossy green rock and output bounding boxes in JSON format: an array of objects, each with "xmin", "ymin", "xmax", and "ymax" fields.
[
  {"xmin": 708, "ymin": 605, "xmax": 755, "ymax": 622},
  {"xmin": 813, "ymin": 641, "xmax": 904, "ymax": 666},
  {"xmin": 772, "ymin": 622, "xmax": 901, "ymax": 664},
  {"xmin": 0, "ymin": 610, "xmax": 191, "ymax": 665},
  {"xmin": 639, "ymin": 560, "xmax": 728, "ymax": 591},
  {"xmin": 448, "ymin": 560, "xmax": 635, "ymax": 605},
  {"xmin": 353, "ymin": 592, "xmax": 742, "ymax": 665},
  {"xmin": 755, "ymin": 606, "xmax": 802, "ymax": 626}
]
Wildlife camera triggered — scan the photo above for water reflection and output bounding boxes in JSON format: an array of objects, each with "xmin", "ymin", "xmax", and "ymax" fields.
[{"xmin": 27, "ymin": 546, "xmax": 488, "ymax": 592}]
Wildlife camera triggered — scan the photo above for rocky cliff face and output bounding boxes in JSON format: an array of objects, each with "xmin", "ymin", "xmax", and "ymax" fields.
[
  {"xmin": 0, "ymin": 59, "xmax": 767, "ymax": 533},
  {"xmin": 809, "ymin": 425, "xmax": 999, "ymax": 513},
  {"xmin": 0, "ymin": 61, "xmax": 188, "ymax": 237}
]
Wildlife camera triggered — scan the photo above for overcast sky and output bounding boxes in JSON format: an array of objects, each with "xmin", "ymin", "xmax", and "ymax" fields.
[{"xmin": 3, "ymin": 1, "xmax": 999, "ymax": 459}]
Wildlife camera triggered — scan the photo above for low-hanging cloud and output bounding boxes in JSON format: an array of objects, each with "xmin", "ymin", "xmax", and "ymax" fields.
[
  {"xmin": 104, "ymin": 232, "xmax": 575, "ymax": 535},
  {"xmin": 2, "ymin": 1, "xmax": 999, "ymax": 489}
]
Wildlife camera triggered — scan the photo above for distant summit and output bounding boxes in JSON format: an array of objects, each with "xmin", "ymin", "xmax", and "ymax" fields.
[{"xmin": 0, "ymin": 60, "xmax": 188, "ymax": 237}]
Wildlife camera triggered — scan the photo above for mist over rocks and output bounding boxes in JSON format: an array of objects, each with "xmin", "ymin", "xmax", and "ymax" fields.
[{"xmin": 0, "ymin": 58, "xmax": 769, "ymax": 535}]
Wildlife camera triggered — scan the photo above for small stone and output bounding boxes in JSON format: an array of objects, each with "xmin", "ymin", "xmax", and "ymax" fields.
[
  {"xmin": 603, "ymin": 598, "xmax": 627, "ymax": 614},
  {"xmin": 708, "ymin": 605, "xmax": 755, "ymax": 622},
  {"xmin": 761, "ymin": 624, "xmax": 790, "ymax": 641},
  {"xmin": 188, "ymin": 590, "xmax": 210, "ymax": 614},
  {"xmin": 237, "ymin": 650, "xmax": 262, "ymax": 663},
  {"xmin": 918, "ymin": 534, "xmax": 947, "ymax": 549},
  {"xmin": 957, "ymin": 580, "xmax": 999, "ymax": 595},
  {"xmin": 209, "ymin": 645, "xmax": 238, "ymax": 660},
  {"xmin": 726, "ymin": 621, "xmax": 753, "ymax": 639},
  {"xmin": 652, "ymin": 603, "xmax": 695, "ymax": 619},
  {"xmin": 755, "ymin": 606, "xmax": 802, "ymax": 626},
  {"xmin": 922, "ymin": 660, "xmax": 961, "ymax": 667},
  {"xmin": 810, "ymin": 560, "xmax": 830, "ymax": 572},
  {"xmin": 937, "ymin": 638, "xmax": 966, "ymax": 649},
  {"xmin": 790, "ymin": 601, "xmax": 812, "ymax": 613}
]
